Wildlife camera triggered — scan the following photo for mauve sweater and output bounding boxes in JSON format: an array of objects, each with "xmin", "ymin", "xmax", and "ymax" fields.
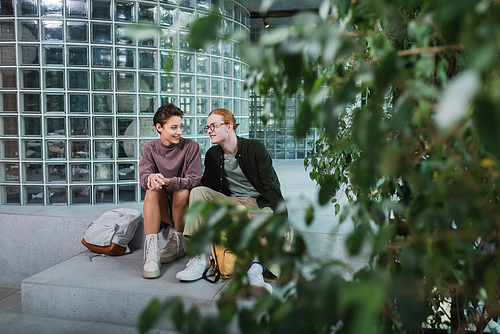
[{"xmin": 138, "ymin": 138, "xmax": 202, "ymax": 195}]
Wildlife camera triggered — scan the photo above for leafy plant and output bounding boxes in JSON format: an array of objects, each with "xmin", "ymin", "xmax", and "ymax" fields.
[{"xmin": 139, "ymin": 0, "xmax": 500, "ymax": 333}]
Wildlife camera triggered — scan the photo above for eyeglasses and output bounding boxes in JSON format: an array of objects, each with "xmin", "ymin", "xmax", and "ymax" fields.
[{"xmin": 203, "ymin": 122, "xmax": 228, "ymax": 133}]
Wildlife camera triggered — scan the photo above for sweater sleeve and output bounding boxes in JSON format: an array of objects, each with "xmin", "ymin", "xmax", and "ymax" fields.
[
  {"xmin": 166, "ymin": 141, "xmax": 202, "ymax": 191},
  {"xmin": 138, "ymin": 142, "xmax": 157, "ymax": 189}
]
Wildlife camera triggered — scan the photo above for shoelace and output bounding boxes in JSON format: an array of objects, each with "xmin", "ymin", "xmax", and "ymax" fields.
[
  {"xmin": 164, "ymin": 231, "xmax": 181, "ymax": 254},
  {"xmin": 185, "ymin": 256, "xmax": 204, "ymax": 271},
  {"xmin": 143, "ymin": 236, "xmax": 157, "ymax": 264}
]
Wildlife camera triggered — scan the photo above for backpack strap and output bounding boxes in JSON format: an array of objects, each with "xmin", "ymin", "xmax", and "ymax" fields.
[{"xmin": 203, "ymin": 245, "xmax": 221, "ymax": 283}]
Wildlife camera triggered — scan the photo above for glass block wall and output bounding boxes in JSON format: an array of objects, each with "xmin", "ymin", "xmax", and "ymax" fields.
[
  {"xmin": 0, "ymin": 0, "xmax": 250, "ymax": 205},
  {"xmin": 249, "ymin": 90, "xmax": 316, "ymax": 160}
]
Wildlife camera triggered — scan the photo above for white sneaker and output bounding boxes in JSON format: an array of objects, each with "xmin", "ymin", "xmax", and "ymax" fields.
[
  {"xmin": 142, "ymin": 234, "xmax": 161, "ymax": 279},
  {"xmin": 247, "ymin": 266, "xmax": 273, "ymax": 297},
  {"xmin": 176, "ymin": 255, "xmax": 207, "ymax": 281},
  {"xmin": 159, "ymin": 230, "xmax": 185, "ymax": 264}
]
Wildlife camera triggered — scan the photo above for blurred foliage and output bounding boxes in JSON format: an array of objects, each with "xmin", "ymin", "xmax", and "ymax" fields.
[{"xmin": 139, "ymin": 0, "xmax": 500, "ymax": 333}]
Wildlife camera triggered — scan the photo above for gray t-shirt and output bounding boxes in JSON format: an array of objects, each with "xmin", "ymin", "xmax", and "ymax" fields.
[{"xmin": 224, "ymin": 154, "xmax": 260, "ymax": 198}]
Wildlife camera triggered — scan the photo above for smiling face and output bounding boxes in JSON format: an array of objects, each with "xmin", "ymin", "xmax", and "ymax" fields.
[
  {"xmin": 156, "ymin": 115, "xmax": 183, "ymax": 146},
  {"xmin": 206, "ymin": 113, "xmax": 230, "ymax": 145}
]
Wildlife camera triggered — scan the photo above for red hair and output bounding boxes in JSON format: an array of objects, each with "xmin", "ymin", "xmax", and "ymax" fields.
[{"xmin": 209, "ymin": 108, "xmax": 239, "ymax": 131}]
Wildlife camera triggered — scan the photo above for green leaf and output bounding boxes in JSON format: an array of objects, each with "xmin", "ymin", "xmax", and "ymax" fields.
[
  {"xmin": 188, "ymin": 13, "xmax": 221, "ymax": 50},
  {"xmin": 335, "ymin": 203, "xmax": 341, "ymax": 215},
  {"xmin": 295, "ymin": 99, "xmax": 313, "ymax": 138},
  {"xmin": 305, "ymin": 204, "xmax": 314, "ymax": 226},
  {"xmin": 318, "ymin": 175, "xmax": 337, "ymax": 206}
]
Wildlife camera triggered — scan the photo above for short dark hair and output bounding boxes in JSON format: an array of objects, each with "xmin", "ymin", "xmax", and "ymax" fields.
[{"xmin": 153, "ymin": 104, "xmax": 183, "ymax": 130}]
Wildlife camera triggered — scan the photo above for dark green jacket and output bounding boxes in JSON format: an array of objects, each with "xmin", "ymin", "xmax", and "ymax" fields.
[{"xmin": 201, "ymin": 136, "xmax": 286, "ymax": 215}]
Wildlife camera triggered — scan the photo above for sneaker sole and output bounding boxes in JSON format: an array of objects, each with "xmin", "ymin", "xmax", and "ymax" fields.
[
  {"xmin": 142, "ymin": 269, "xmax": 160, "ymax": 279},
  {"xmin": 160, "ymin": 251, "xmax": 186, "ymax": 264}
]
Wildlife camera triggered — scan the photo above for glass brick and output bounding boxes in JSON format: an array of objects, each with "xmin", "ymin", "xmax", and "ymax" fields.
[
  {"xmin": 45, "ymin": 94, "xmax": 65, "ymax": 112},
  {"xmin": 0, "ymin": 68, "xmax": 16, "ymax": 89},
  {"xmin": 20, "ymin": 45, "xmax": 39, "ymax": 65},
  {"xmin": 22, "ymin": 139, "xmax": 41, "ymax": 159},
  {"xmin": 68, "ymin": 70, "xmax": 89, "ymax": 90},
  {"xmin": 139, "ymin": 117, "xmax": 156, "ymax": 136},
  {"xmin": 22, "ymin": 116, "xmax": 41, "ymax": 136},
  {"xmin": 69, "ymin": 94, "xmax": 89, "ymax": 113},
  {"xmin": 25, "ymin": 185, "xmax": 44, "ymax": 205},
  {"xmin": 18, "ymin": 20, "xmax": 38, "ymax": 42},
  {"xmin": 211, "ymin": 78, "xmax": 222, "ymax": 95},
  {"xmin": 179, "ymin": 75, "xmax": 193, "ymax": 93},
  {"xmin": 139, "ymin": 73, "xmax": 156, "ymax": 92},
  {"xmin": 70, "ymin": 162, "xmax": 90, "ymax": 182},
  {"xmin": 117, "ymin": 118, "xmax": 135, "ymax": 136},
  {"xmin": 160, "ymin": 74, "xmax": 176, "ymax": 93},
  {"xmin": 1, "ymin": 162, "xmax": 19, "ymax": 182},
  {"xmin": 44, "ymin": 45, "xmax": 64, "ymax": 65},
  {"xmin": 223, "ymin": 79, "xmax": 232, "ymax": 95},
  {"xmin": 116, "ymin": 1, "xmax": 135, "ymax": 22},
  {"xmin": 68, "ymin": 46, "xmax": 88, "ymax": 66},
  {"xmin": 197, "ymin": 77, "xmax": 209, "ymax": 95},
  {"xmin": 66, "ymin": 0, "xmax": 87, "ymax": 18},
  {"xmin": 183, "ymin": 117, "xmax": 193, "ymax": 136},
  {"xmin": 91, "ymin": 0, "xmax": 110, "ymax": 20},
  {"xmin": 179, "ymin": 9, "xmax": 193, "ymax": 28},
  {"xmin": 47, "ymin": 185, "xmax": 67, "ymax": 204},
  {"xmin": 117, "ymin": 139, "xmax": 136, "ymax": 158},
  {"xmin": 233, "ymin": 81, "xmax": 241, "ymax": 97},
  {"xmin": 197, "ymin": 0, "xmax": 210, "ymax": 11},
  {"xmin": 94, "ymin": 162, "xmax": 113, "ymax": 181},
  {"xmin": 116, "ymin": 71, "xmax": 135, "ymax": 91},
  {"xmin": 24, "ymin": 162, "xmax": 43, "ymax": 182},
  {"xmin": 139, "ymin": 3, "xmax": 156, "ymax": 23},
  {"xmin": 94, "ymin": 184, "xmax": 114, "ymax": 204},
  {"xmin": 179, "ymin": 96, "xmax": 193, "ymax": 115},
  {"xmin": 139, "ymin": 50, "xmax": 156, "ymax": 69},
  {"xmin": 160, "ymin": 95, "xmax": 177, "ymax": 107},
  {"xmin": 93, "ymin": 139, "xmax": 114, "ymax": 159},
  {"xmin": 115, "ymin": 25, "xmax": 134, "ymax": 45},
  {"xmin": 22, "ymin": 93, "xmax": 40, "ymax": 113},
  {"xmin": 139, "ymin": 95, "xmax": 156, "ymax": 114},
  {"xmin": 211, "ymin": 57, "xmax": 221, "ymax": 75},
  {"xmin": 117, "ymin": 95, "xmax": 135, "ymax": 114},
  {"xmin": 45, "ymin": 69, "xmax": 64, "ymax": 89},
  {"xmin": 211, "ymin": 39, "xmax": 221, "ymax": 56},
  {"xmin": 0, "ymin": 20, "xmax": 14, "ymax": 40},
  {"xmin": 116, "ymin": 48, "xmax": 135, "ymax": 68},
  {"xmin": 19, "ymin": 0, "xmax": 38, "ymax": 16},
  {"xmin": 160, "ymin": 51, "xmax": 176, "ymax": 71},
  {"xmin": 93, "ymin": 117, "xmax": 113, "ymax": 137},
  {"xmin": 69, "ymin": 117, "xmax": 89, "ymax": 137},
  {"xmin": 197, "ymin": 97, "xmax": 209, "ymax": 115},
  {"xmin": 46, "ymin": 140, "xmax": 66, "ymax": 159},
  {"xmin": 41, "ymin": 0, "xmax": 62, "ymax": 16},
  {"xmin": 160, "ymin": 29, "xmax": 176, "ymax": 49},
  {"xmin": 67, "ymin": 21, "xmax": 88, "ymax": 42},
  {"xmin": 179, "ymin": 30, "xmax": 190, "ymax": 50},
  {"xmin": 46, "ymin": 163, "xmax": 66, "ymax": 182},
  {"xmin": 92, "ymin": 47, "xmax": 112, "ymax": 67},
  {"xmin": 91, "ymin": 23, "xmax": 112, "ymax": 44},
  {"xmin": 92, "ymin": 71, "xmax": 113, "ymax": 90},
  {"xmin": 42, "ymin": 20, "xmax": 63, "ymax": 40},
  {"xmin": 118, "ymin": 184, "xmax": 136, "ymax": 203},
  {"xmin": 139, "ymin": 35, "xmax": 156, "ymax": 48},
  {"xmin": 2, "ymin": 185, "xmax": 20, "ymax": 204},
  {"xmin": 117, "ymin": 162, "xmax": 135, "ymax": 181},
  {"xmin": 211, "ymin": 97, "xmax": 222, "ymax": 110},
  {"xmin": 45, "ymin": 117, "xmax": 65, "ymax": 136},
  {"xmin": 160, "ymin": 5, "xmax": 177, "ymax": 26},
  {"xmin": 179, "ymin": 53, "xmax": 193, "ymax": 72},
  {"xmin": 93, "ymin": 94, "xmax": 113, "ymax": 113},
  {"xmin": 71, "ymin": 185, "xmax": 91, "ymax": 204},
  {"xmin": 70, "ymin": 139, "xmax": 90, "ymax": 159}
]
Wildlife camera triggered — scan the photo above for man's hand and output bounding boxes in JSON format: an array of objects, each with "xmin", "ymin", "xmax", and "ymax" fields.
[{"xmin": 147, "ymin": 173, "xmax": 169, "ymax": 190}]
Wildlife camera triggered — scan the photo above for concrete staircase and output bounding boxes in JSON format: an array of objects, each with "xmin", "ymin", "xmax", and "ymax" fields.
[{"xmin": 16, "ymin": 160, "xmax": 370, "ymax": 331}]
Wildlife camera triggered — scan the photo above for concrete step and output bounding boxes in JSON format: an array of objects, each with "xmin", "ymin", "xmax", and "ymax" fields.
[
  {"xmin": 21, "ymin": 229, "xmax": 369, "ymax": 331},
  {"xmin": 21, "ymin": 250, "xmax": 228, "ymax": 331}
]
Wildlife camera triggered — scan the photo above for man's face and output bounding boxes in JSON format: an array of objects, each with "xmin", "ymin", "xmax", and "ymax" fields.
[
  {"xmin": 156, "ymin": 115, "xmax": 183, "ymax": 146},
  {"xmin": 206, "ymin": 113, "xmax": 229, "ymax": 145}
]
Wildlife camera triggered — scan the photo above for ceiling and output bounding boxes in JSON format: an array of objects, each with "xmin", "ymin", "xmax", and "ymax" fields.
[{"xmin": 236, "ymin": 0, "xmax": 323, "ymax": 28}]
